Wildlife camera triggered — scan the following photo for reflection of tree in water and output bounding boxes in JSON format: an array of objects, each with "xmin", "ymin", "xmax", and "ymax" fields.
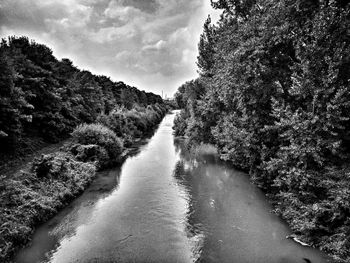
[
  {"xmin": 172, "ymin": 139, "xmax": 238, "ymax": 263},
  {"xmin": 172, "ymin": 139, "xmax": 323, "ymax": 263}
]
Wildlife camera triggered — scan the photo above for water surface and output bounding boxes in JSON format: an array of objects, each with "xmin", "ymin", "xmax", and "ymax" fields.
[{"xmin": 15, "ymin": 112, "xmax": 330, "ymax": 263}]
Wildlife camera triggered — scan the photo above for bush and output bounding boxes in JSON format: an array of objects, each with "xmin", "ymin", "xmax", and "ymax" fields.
[
  {"xmin": 97, "ymin": 105, "xmax": 167, "ymax": 146},
  {"xmin": 32, "ymin": 152, "xmax": 96, "ymax": 181},
  {"xmin": 173, "ymin": 111, "xmax": 188, "ymax": 137},
  {"xmin": 272, "ymin": 166, "xmax": 350, "ymax": 262},
  {"xmin": 97, "ymin": 109, "xmax": 141, "ymax": 139},
  {"xmin": 97, "ymin": 109, "xmax": 126, "ymax": 138},
  {"xmin": 123, "ymin": 110, "xmax": 146, "ymax": 134},
  {"xmin": 0, "ymin": 152, "xmax": 95, "ymax": 261},
  {"xmin": 71, "ymin": 123, "xmax": 123, "ymax": 160},
  {"xmin": 70, "ymin": 144, "xmax": 109, "ymax": 169}
]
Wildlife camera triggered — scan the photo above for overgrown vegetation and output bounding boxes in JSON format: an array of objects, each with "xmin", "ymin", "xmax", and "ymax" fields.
[
  {"xmin": 174, "ymin": 0, "xmax": 350, "ymax": 261},
  {"xmin": 0, "ymin": 36, "xmax": 168, "ymax": 262},
  {"xmin": 69, "ymin": 103, "xmax": 167, "ymax": 168},
  {"xmin": 72, "ymin": 123, "xmax": 123, "ymax": 164},
  {"xmin": 0, "ymin": 36, "xmax": 163, "ymax": 162},
  {"xmin": 0, "ymin": 152, "xmax": 96, "ymax": 261},
  {"xmin": 97, "ymin": 104, "xmax": 168, "ymax": 146},
  {"xmin": 0, "ymin": 104, "xmax": 168, "ymax": 262}
]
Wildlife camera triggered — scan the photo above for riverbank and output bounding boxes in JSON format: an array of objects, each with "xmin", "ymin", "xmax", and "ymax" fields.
[
  {"xmin": 175, "ymin": 136, "xmax": 344, "ymax": 262},
  {"xmin": 14, "ymin": 114, "xmax": 329, "ymax": 263},
  {"xmin": 0, "ymin": 105, "xmax": 168, "ymax": 262},
  {"xmin": 0, "ymin": 151, "xmax": 96, "ymax": 262},
  {"xmin": 172, "ymin": 1, "xmax": 349, "ymax": 261}
]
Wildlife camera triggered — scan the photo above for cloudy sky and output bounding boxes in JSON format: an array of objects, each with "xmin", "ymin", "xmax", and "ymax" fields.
[{"xmin": 0, "ymin": 0, "xmax": 221, "ymax": 96}]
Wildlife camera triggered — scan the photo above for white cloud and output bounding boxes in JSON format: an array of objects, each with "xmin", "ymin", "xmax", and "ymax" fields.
[
  {"xmin": 89, "ymin": 25, "xmax": 136, "ymax": 43},
  {"xmin": 142, "ymin": 40, "xmax": 167, "ymax": 51},
  {"xmin": 0, "ymin": 0, "xmax": 223, "ymax": 96}
]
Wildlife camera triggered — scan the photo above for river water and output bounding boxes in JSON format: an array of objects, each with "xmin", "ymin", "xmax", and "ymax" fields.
[{"xmin": 15, "ymin": 112, "xmax": 331, "ymax": 263}]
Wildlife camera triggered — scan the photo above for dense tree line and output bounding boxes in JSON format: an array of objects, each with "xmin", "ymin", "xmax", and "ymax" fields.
[
  {"xmin": 0, "ymin": 36, "xmax": 168, "ymax": 262},
  {"xmin": 0, "ymin": 101, "xmax": 168, "ymax": 261},
  {"xmin": 174, "ymin": 0, "xmax": 350, "ymax": 261},
  {"xmin": 0, "ymin": 36, "xmax": 163, "ymax": 154}
]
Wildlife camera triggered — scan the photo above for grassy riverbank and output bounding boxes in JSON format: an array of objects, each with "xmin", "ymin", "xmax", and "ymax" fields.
[
  {"xmin": 0, "ymin": 104, "xmax": 167, "ymax": 262},
  {"xmin": 0, "ymin": 152, "xmax": 96, "ymax": 262}
]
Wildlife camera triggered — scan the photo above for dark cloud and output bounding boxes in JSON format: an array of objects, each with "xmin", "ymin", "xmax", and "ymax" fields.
[
  {"xmin": 0, "ymin": 0, "xmax": 68, "ymax": 31},
  {"xmin": 121, "ymin": 0, "xmax": 159, "ymax": 13},
  {"xmin": 0, "ymin": 0, "xmax": 221, "ymax": 96}
]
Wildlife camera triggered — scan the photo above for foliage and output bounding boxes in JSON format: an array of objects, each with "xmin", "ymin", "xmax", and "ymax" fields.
[
  {"xmin": 97, "ymin": 104, "xmax": 167, "ymax": 146},
  {"xmin": 70, "ymin": 144, "xmax": 109, "ymax": 169},
  {"xmin": 0, "ymin": 152, "xmax": 95, "ymax": 262},
  {"xmin": 0, "ymin": 51, "xmax": 32, "ymax": 150},
  {"xmin": 0, "ymin": 36, "xmax": 164, "ymax": 152},
  {"xmin": 197, "ymin": 15, "xmax": 216, "ymax": 77},
  {"xmin": 0, "ymin": 101, "xmax": 166, "ymax": 260},
  {"xmin": 164, "ymin": 99, "xmax": 178, "ymax": 110},
  {"xmin": 174, "ymin": 0, "xmax": 350, "ymax": 261},
  {"xmin": 71, "ymin": 123, "xmax": 123, "ymax": 160},
  {"xmin": 0, "ymin": 35, "xmax": 168, "ymax": 262},
  {"xmin": 173, "ymin": 110, "xmax": 189, "ymax": 137}
]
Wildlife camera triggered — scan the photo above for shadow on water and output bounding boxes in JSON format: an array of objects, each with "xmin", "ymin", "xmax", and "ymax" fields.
[{"xmin": 172, "ymin": 138, "xmax": 332, "ymax": 263}]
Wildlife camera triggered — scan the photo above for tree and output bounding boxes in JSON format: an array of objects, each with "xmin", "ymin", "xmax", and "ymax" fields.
[
  {"xmin": 174, "ymin": 0, "xmax": 350, "ymax": 260},
  {"xmin": 197, "ymin": 16, "xmax": 216, "ymax": 77},
  {"xmin": 0, "ymin": 50, "xmax": 32, "ymax": 149}
]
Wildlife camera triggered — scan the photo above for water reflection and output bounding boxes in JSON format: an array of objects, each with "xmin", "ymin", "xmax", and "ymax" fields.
[
  {"xmin": 15, "ymin": 113, "xmax": 194, "ymax": 263},
  {"xmin": 173, "ymin": 139, "xmax": 331, "ymax": 263},
  {"xmin": 15, "ymin": 113, "xmax": 331, "ymax": 263},
  {"xmin": 14, "ymin": 138, "xmax": 153, "ymax": 263}
]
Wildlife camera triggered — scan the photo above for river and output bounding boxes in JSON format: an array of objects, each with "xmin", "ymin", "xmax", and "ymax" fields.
[{"xmin": 15, "ymin": 112, "xmax": 331, "ymax": 263}]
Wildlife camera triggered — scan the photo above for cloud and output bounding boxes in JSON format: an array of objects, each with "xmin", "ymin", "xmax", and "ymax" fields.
[
  {"xmin": 89, "ymin": 25, "xmax": 137, "ymax": 43},
  {"xmin": 118, "ymin": 0, "xmax": 159, "ymax": 14},
  {"xmin": 142, "ymin": 40, "xmax": 167, "ymax": 52},
  {"xmin": 104, "ymin": 2, "xmax": 141, "ymax": 22},
  {"xmin": 0, "ymin": 0, "xmax": 222, "ymax": 96}
]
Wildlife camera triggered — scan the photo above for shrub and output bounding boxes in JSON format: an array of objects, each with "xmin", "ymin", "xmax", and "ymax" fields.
[
  {"xmin": 32, "ymin": 152, "xmax": 96, "ymax": 181},
  {"xmin": 71, "ymin": 123, "xmax": 123, "ymax": 160},
  {"xmin": 97, "ymin": 109, "xmax": 141, "ymax": 139},
  {"xmin": 124, "ymin": 110, "xmax": 147, "ymax": 133},
  {"xmin": 0, "ymin": 153, "xmax": 95, "ymax": 261},
  {"xmin": 173, "ymin": 111, "xmax": 188, "ymax": 137},
  {"xmin": 97, "ymin": 105, "xmax": 167, "ymax": 145},
  {"xmin": 97, "ymin": 110, "xmax": 126, "ymax": 137},
  {"xmin": 272, "ymin": 166, "xmax": 350, "ymax": 262},
  {"xmin": 70, "ymin": 144, "xmax": 109, "ymax": 169}
]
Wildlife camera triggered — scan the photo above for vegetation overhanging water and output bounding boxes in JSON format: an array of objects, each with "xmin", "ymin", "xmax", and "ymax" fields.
[{"xmin": 14, "ymin": 112, "xmax": 330, "ymax": 263}]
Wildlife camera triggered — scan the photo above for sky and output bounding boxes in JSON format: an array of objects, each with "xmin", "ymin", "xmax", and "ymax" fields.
[{"xmin": 0, "ymin": 0, "xmax": 221, "ymax": 97}]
